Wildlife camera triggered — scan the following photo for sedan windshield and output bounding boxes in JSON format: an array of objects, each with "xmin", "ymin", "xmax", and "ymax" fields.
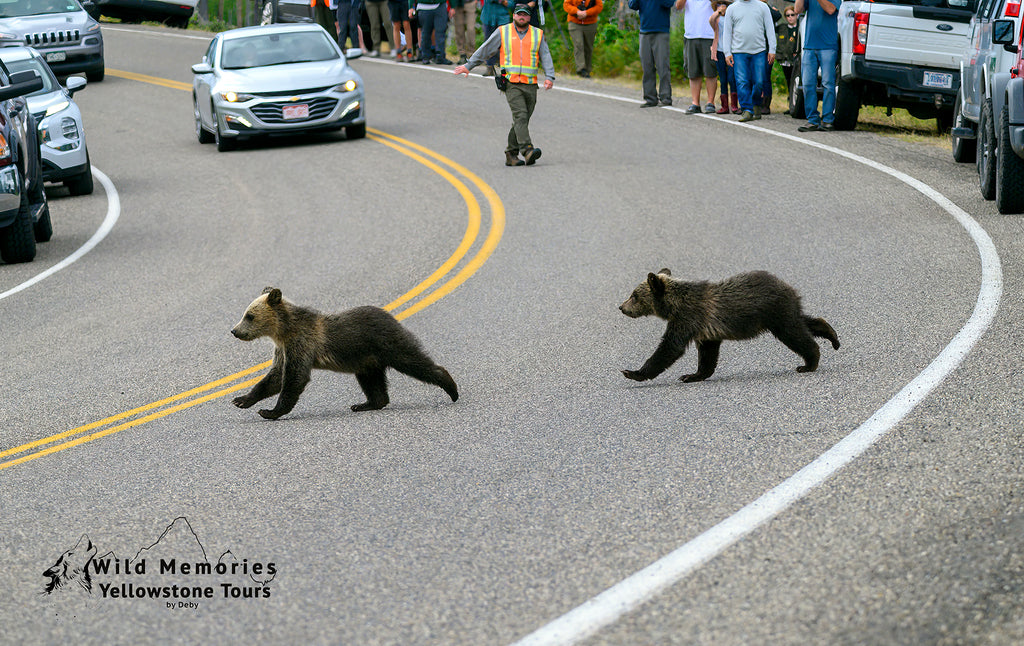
[
  {"xmin": 221, "ymin": 32, "xmax": 340, "ymax": 70},
  {"xmin": 0, "ymin": 0, "xmax": 82, "ymax": 18}
]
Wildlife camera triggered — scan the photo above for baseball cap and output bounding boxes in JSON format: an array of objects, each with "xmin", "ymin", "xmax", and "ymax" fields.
[{"xmin": 514, "ymin": 3, "xmax": 531, "ymax": 15}]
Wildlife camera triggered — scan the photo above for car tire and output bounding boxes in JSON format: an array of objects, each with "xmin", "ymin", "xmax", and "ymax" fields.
[
  {"xmin": 345, "ymin": 123, "xmax": 366, "ymax": 140},
  {"xmin": 86, "ymin": 60, "xmax": 105, "ymax": 83},
  {"xmin": 978, "ymin": 97, "xmax": 996, "ymax": 200},
  {"xmin": 259, "ymin": 0, "xmax": 278, "ymax": 25},
  {"xmin": 832, "ymin": 76, "xmax": 859, "ymax": 131},
  {"xmin": 195, "ymin": 96, "xmax": 214, "ymax": 144},
  {"xmin": 215, "ymin": 121, "xmax": 236, "ymax": 152},
  {"xmin": 789, "ymin": 67, "xmax": 804, "ymax": 119},
  {"xmin": 33, "ymin": 201, "xmax": 52, "ymax": 242},
  {"xmin": 0, "ymin": 190, "xmax": 37, "ymax": 263},
  {"xmin": 65, "ymin": 153, "xmax": 94, "ymax": 196},
  {"xmin": 996, "ymin": 105, "xmax": 1024, "ymax": 214},
  {"xmin": 952, "ymin": 88, "xmax": 977, "ymax": 163}
]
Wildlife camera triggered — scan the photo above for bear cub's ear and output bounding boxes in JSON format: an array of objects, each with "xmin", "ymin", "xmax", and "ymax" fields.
[
  {"xmin": 647, "ymin": 273, "xmax": 666, "ymax": 297},
  {"xmin": 657, "ymin": 268, "xmax": 671, "ymax": 276},
  {"xmin": 262, "ymin": 287, "xmax": 283, "ymax": 305}
]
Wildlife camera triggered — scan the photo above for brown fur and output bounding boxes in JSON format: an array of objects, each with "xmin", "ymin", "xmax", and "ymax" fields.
[
  {"xmin": 619, "ymin": 269, "xmax": 839, "ymax": 382},
  {"xmin": 231, "ymin": 287, "xmax": 458, "ymax": 419}
]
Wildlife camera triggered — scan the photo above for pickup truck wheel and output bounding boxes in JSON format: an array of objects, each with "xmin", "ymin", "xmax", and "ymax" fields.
[
  {"xmin": 951, "ymin": 89, "xmax": 976, "ymax": 163},
  {"xmin": 33, "ymin": 202, "xmax": 52, "ymax": 242},
  {"xmin": 978, "ymin": 98, "xmax": 996, "ymax": 200},
  {"xmin": 832, "ymin": 77, "xmax": 859, "ymax": 130},
  {"xmin": 0, "ymin": 191, "xmax": 36, "ymax": 263},
  {"xmin": 789, "ymin": 67, "xmax": 805, "ymax": 119},
  {"xmin": 996, "ymin": 105, "xmax": 1024, "ymax": 214}
]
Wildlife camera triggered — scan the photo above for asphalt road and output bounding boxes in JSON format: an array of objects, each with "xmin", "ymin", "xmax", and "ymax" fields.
[{"xmin": 0, "ymin": 24, "xmax": 1021, "ymax": 646}]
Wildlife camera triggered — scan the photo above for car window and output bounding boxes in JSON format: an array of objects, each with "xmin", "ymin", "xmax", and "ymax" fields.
[
  {"xmin": 871, "ymin": 0, "xmax": 974, "ymax": 9},
  {"xmin": 0, "ymin": 0, "xmax": 83, "ymax": 18},
  {"xmin": 220, "ymin": 32, "xmax": 339, "ymax": 70},
  {"xmin": 1, "ymin": 57, "xmax": 57, "ymax": 96}
]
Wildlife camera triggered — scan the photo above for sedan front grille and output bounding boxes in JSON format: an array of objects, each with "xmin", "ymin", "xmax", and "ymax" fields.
[
  {"xmin": 251, "ymin": 97, "xmax": 338, "ymax": 123},
  {"xmin": 24, "ymin": 30, "xmax": 81, "ymax": 47}
]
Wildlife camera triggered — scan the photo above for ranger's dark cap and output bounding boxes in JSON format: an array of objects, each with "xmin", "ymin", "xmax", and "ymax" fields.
[{"xmin": 514, "ymin": 3, "xmax": 531, "ymax": 15}]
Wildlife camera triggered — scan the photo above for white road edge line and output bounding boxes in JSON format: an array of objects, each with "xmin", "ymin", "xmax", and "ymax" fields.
[
  {"xmin": 510, "ymin": 105, "xmax": 1003, "ymax": 645},
  {"xmin": 0, "ymin": 167, "xmax": 119, "ymax": 302}
]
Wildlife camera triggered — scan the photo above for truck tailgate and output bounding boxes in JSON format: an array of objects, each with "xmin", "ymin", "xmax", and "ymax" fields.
[{"xmin": 865, "ymin": 4, "xmax": 969, "ymax": 69}]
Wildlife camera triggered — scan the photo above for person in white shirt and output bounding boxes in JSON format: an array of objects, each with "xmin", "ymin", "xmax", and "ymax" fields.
[{"xmin": 676, "ymin": 0, "xmax": 719, "ymax": 113}]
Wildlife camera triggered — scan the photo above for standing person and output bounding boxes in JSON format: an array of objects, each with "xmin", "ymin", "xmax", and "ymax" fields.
[
  {"xmin": 756, "ymin": 0, "xmax": 780, "ymax": 113},
  {"xmin": 720, "ymin": 0, "xmax": 775, "ymax": 122},
  {"xmin": 480, "ymin": 0, "xmax": 512, "ymax": 75},
  {"xmin": 709, "ymin": 0, "xmax": 738, "ymax": 113},
  {"xmin": 364, "ymin": 0, "xmax": 392, "ymax": 56},
  {"xmin": 390, "ymin": 0, "xmax": 415, "ymax": 60},
  {"xmin": 453, "ymin": 4, "xmax": 556, "ymax": 166},
  {"xmin": 411, "ymin": 0, "xmax": 453, "ymax": 64},
  {"xmin": 795, "ymin": 0, "xmax": 840, "ymax": 131},
  {"xmin": 450, "ymin": 0, "xmax": 478, "ymax": 64},
  {"xmin": 627, "ymin": 0, "xmax": 676, "ymax": 107},
  {"xmin": 563, "ymin": 0, "xmax": 602, "ymax": 78},
  {"xmin": 775, "ymin": 3, "xmax": 799, "ymax": 112},
  {"xmin": 337, "ymin": 0, "xmax": 364, "ymax": 51},
  {"xmin": 311, "ymin": 0, "xmax": 337, "ymax": 38},
  {"xmin": 676, "ymin": 0, "xmax": 718, "ymax": 113}
]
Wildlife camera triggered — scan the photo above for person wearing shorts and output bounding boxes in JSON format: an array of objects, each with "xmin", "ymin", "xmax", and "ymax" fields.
[
  {"xmin": 389, "ymin": 0, "xmax": 415, "ymax": 60},
  {"xmin": 676, "ymin": 0, "xmax": 718, "ymax": 113}
]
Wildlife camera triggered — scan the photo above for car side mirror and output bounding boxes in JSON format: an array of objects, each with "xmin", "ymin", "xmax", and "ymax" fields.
[
  {"xmin": 992, "ymin": 19, "xmax": 1016, "ymax": 46},
  {"xmin": 0, "ymin": 69, "xmax": 42, "ymax": 101},
  {"xmin": 65, "ymin": 75, "xmax": 86, "ymax": 96},
  {"xmin": 345, "ymin": 48, "xmax": 362, "ymax": 60},
  {"xmin": 191, "ymin": 62, "xmax": 213, "ymax": 74}
]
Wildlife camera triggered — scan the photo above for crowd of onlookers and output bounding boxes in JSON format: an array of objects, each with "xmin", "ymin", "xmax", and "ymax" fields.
[{"xmin": 308, "ymin": 0, "xmax": 842, "ymax": 130}]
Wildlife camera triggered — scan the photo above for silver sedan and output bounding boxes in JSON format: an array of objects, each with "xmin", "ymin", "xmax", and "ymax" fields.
[{"xmin": 191, "ymin": 23, "xmax": 365, "ymax": 152}]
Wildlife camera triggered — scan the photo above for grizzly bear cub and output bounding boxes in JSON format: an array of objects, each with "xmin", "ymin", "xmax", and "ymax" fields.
[
  {"xmin": 231, "ymin": 287, "xmax": 458, "ymax": 419},
  {"xmin": 619, "ymin": 269, "xmax": 839, "ymax": 383}
]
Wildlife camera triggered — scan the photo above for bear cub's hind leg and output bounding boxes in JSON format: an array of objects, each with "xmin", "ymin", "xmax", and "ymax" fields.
[{"xmin": 352, "ymin": 368, "xmax": 390, "ymax": 412}]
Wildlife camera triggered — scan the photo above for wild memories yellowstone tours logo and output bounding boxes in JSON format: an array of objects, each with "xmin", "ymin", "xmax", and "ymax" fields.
[{"xmin": 41, "ymin": 517, "xmax": 276, "ymax": 611}]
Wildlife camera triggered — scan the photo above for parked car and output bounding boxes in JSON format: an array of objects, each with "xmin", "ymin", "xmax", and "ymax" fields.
[
  {"xmin": 191, "ymin": 23, "xmax": 365, "ymax": 152},
  {"xmin": 990, "ymin": 18, "xmax": 1024, "ymax": 213},
  {"xmin": 0, "ymin": 0, "xmax": 104, "ymax": 82},
  {"xmin": 949, "ymin": 0, "xmax": 1023, "ymax": 205},
  {"xmin": 91, "ymin": 0, "xmax": 197, "ymax": 28},
  {"xmin": 0, "ymin": 46, "xmax": 91, "ymax": 195},
  {"xmin": 0, "ymin": 57, "xmax": 50, "ymax": 264}
]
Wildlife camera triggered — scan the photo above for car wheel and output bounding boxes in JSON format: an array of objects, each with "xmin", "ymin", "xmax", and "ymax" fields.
[
  {"xmin": 65, "ymin": 152, "xmax": 94, "ymax": 196},
  {"xmin": 345, "ymin": 123, "xmax": 366, "ymax": 140},
  {"xmin": 214, "ymin": 117, "xmax": 236, "ymax": 152},
  {"xmin": 978, "ymin": 97, "xmax": 996, "ymax": 200},
  {"xmin": 33, "ymin": 201, "xmax": 52, "ymax": 242},
  {"xmin": 259, "ymin": 0, "xmax": 278, "ymax": 25},
  {"xmin": 789, "ymin": 67, "xmax": 804, "ymax": 119},
  {"xmin": 194, "ymin": 96, "xmax": 214, "ymax": 144},
  {"xmin": 952, "ymin": 88, "xmax": 977, "ymax": 163},
  {"xmin": 0, "ymin": 190, "xmax": 36, "ymax": 263},
  {"xmin": 86, "ymin": 61, "xmax": 105, "ymax": 83},
  {"xmin": 832, "ymin": 77, "xmax": 859, "ymax": 131},
  {"xmin": 996, "ymin": 104, "xmax": 1024, "ymax": 214}
]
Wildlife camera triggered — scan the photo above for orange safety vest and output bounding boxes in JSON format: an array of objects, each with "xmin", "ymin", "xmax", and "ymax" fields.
[{"xmin": 499, "ymin": 23, "xmax": 543, "ymax": 85}]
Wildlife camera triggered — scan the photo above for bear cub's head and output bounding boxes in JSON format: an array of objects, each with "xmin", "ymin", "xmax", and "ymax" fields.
[
  {"xmin": 619, "ymin": 268, "xmax": 672, "ymax": 319},
  {"xmin": 231, "ymin": 287, "xmax": 285, "ymax": 342}
]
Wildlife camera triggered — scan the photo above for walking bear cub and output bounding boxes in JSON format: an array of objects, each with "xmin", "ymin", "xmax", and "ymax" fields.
[
  {"xmin": 619, "ymin": 269, "xmax": 839, "ymax": 383},
  {"xmin": 231, "ymin": 287, "xmax": 458, "ymax": 419}
]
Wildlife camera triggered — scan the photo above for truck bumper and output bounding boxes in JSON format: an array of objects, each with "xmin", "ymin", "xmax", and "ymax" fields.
[{"xmin": 850, "ymin": 56, "xmax": 959, "ymax": 106}]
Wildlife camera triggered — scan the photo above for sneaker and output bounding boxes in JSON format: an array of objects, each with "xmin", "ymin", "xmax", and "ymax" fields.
[
  {"xmin": 704, "ymin": 102, "xmax": 716, "ymax": 113},
  {"xmin": 421, "ymin": 57, "xmax": 432, "ymax": 64},
  {"xmin": 369, "ymin": 50, "xmax": 380, "ymax": 57},
  {"xmin": 753, "ymin": 106, "xmax": 762, "ymax": 120},
  {"xmin": 685, "ymin": 104, "xmax": 701, "ymax": 114},
  {"xmin": 738, "ymin": 110, "xmax": 754, "ymax": 122},
  {"xmin": 798, "ymin": 122, "xmax": 821, "ymax": 132},
  {"xmin": 659, "ymin": 99, "xmax": 672, "ymax": 106},
  {"xmin": 580, "ymin": 69, "xmax": 590, "ymax": 78},
  {"xmin": 821, "ymin": 122, "xmax": 835, "ymax": 131},
  {"xmin": 640, "ymin": 101, "xmax": 658, "ymax": 108},
  {"xmin": 435, "ymin": 57, "xmax": 452, "ymax": 65}
]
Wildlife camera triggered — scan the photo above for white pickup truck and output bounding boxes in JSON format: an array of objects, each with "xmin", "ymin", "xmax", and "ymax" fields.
[{"xmin": 831, "ymin": 0, "xmax": 975, "ymax": 131}]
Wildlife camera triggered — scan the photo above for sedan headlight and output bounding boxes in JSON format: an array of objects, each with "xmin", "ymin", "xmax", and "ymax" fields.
[
  {"xmin": 333, "ymin": 79, "xmax": 359, "ymax": 93},
  {"xmin": 220, "ymin": 91, "xmax": 257, "ymax": 103}
]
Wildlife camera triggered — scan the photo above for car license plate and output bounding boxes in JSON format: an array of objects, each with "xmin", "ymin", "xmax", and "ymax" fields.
[
  {"xmin": 282, "ymin": 103, "xmax": 309, "ymax": 120},
  {"xmin": 45, "ymin": 51, "xmax": 66, "ymax": 63},
  {"xmin": 923, "ymin": 71, "xmax": 952, "ymax": 89}
]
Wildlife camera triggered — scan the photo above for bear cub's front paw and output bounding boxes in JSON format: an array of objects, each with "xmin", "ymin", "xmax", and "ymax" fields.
[
  {"xmin": 233, "ymin": 396, "xmax": 254, "ymax": 408},
  {"xmin": 258, "ymin": 409, "xmax": 282, "ymax": 420},
  {"xmin": 622, "ymin": 369, "xmax": 649, "ymax": 381}
]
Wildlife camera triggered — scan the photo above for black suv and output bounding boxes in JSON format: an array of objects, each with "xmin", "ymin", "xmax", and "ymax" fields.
[{"xmin": 0, "ymin": 57, "xmax": 49, "ymax": 264}]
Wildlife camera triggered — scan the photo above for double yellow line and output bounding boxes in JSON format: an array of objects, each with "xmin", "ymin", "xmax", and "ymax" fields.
[{"xmin": 0, "ymin": 124, "xmax": 504, "ymax": 471}]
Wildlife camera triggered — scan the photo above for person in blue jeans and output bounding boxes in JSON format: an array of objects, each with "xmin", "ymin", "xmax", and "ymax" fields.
[
  {"xmin": 337, "ymin": 0, "xmax": 364, "ymax": 50},
  {"xmin": 720, "ymin": 0, "xmax": 775, "ymax": 122},
  {"xmin": 411, "ymin": 0, "xmax": 453, "ymax": 64},
  {"xmin": 795, "ymin": 0, "xmax": 840, "ymax": 131}
]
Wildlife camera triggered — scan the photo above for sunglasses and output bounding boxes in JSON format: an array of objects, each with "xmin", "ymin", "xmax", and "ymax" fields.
[{"xmin": 785, "ymin": 12, "xmax": 795, "ymax": 16}]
